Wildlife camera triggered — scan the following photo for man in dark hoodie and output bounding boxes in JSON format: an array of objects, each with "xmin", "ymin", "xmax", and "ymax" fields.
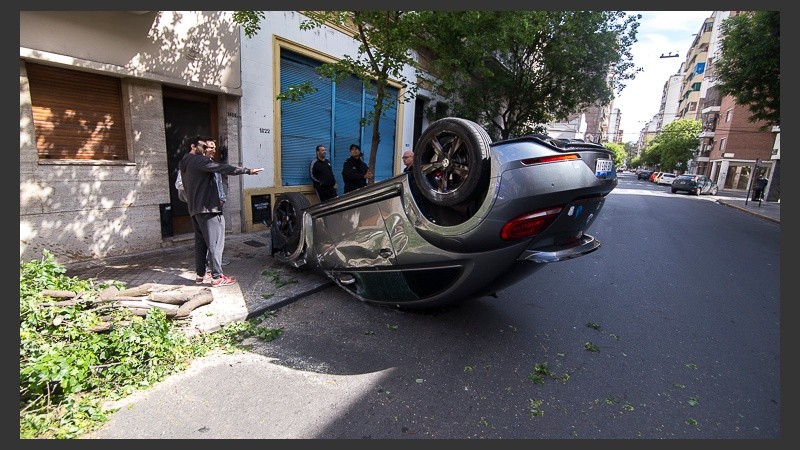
[
  {"xmin": 342, "ymin": 143, "xmax": 373, "ymax": 194},
  {"xmin": 178, "ymin": 136, "xmax": 263, "ymax": 287}
]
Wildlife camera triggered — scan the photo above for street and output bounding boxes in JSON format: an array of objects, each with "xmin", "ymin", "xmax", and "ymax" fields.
[{"xmin": 87, "ymin": 172, "xmax": 781, "ymax": 439}]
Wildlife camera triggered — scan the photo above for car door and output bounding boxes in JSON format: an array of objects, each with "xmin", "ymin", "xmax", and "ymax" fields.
[{"xmin": 698, "ymin": 176, "xmax": 709, "ymax": 193}]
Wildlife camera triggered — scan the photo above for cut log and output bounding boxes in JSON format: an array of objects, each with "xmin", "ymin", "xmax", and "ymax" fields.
[
  {"xmin": 41, "ymin": 289, "xmax": 77, "ymax": 299},
  {"xmin": 174, "ymin": 289, "xmax": 214, "ymax": 319}
]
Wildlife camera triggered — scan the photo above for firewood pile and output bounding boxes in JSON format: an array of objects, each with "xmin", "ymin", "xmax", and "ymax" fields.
[{"xmin": 40, "ymin": 283, "xmax": 213, "ymax": 331}]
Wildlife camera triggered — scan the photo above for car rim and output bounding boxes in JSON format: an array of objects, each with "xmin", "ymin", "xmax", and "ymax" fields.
[
  {"xmin": 274, "ymin": 200, "xmax": 297, "ymax": 240},
  {"xmin": 418, "ymin": 131, "xmax": 472, "ymax": 195}
]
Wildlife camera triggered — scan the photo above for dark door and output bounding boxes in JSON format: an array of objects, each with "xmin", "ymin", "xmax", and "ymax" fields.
[{"xmin": 163, "ymin": 87, "xmax": 217, "ymax": 235}]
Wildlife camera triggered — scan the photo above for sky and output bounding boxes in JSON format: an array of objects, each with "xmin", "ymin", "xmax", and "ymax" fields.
[{"xmin": 613, "ymin": 11, "xmax": 713, "ymax": 142}]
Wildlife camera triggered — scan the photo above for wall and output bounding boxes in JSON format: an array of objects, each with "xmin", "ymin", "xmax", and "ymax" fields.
[{"xmin": 20, "ymin": 11, "xmax": 242, "ymax": 264}]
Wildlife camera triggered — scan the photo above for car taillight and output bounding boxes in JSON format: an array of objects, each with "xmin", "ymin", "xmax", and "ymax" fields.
[
  {"xmin": 520, "ymin": 154, "xmax": 579, "ymax": 165},
  {"xmin": 500, "ymin": 206, "xmax": 563, "ymax": 240}
]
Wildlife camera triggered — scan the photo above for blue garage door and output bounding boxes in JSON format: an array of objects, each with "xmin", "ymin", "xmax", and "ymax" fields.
[{"xmin": 280, "ymin": 49, "xmax": 398, "ymax": 188}]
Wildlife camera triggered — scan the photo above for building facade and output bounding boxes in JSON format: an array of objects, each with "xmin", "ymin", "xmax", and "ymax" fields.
[{"xmin": 20, "ymin": 11, "xmax": 425, "ymax": 265}]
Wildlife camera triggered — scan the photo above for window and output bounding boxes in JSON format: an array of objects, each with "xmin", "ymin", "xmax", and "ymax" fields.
[
  {"xmin": 691, "ymin": 82, "xmax": 701, "ymax": 91},
  {"xmin": 694, "ymin": 62, "xmax": 705, "ymax": 75},
  {"xmin": 720, "ymin": 138, "xmax": 726, "ymax": 151},
  {"xmin": 26, "ymin": 62, "xmax": 128, "ymax": 160},
  {"xmin": 725, "ymin": 109, "xmax": 732, "ymax": 122}
]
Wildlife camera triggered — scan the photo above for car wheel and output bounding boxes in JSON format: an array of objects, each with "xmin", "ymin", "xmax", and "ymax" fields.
[
  {"xmin": 271, "ymin": 192, "xmax": 310, "ymax": 257},
  {"xmin": 694, "ymin": 188, "xmax": 701, "ymax": 196},
  {"xmin": 671, "ymin": 188, "xmax": 677, "ymax": 194},
  {"xmin": 710, "ymin": 186, "xmax": 718, "ymax": 195},
  {"xmin": 412, "ymin": 117, "xmax": 491, "ymax": 207}
]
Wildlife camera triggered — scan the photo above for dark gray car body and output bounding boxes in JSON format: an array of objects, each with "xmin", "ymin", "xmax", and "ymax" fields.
[{"xmin": 271, "ymin": 118, "xmax": 617, "ymax": 308}]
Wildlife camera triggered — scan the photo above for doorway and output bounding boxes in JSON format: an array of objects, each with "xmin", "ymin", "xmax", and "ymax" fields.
[{"xmin": 162, "ymin": 87, "xmax": 217, "ymax": 236}]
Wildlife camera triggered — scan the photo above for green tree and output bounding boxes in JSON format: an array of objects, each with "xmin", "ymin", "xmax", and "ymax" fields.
[
  {"xmin": 714, "ymin": 11, "xmax": 780, "ymax": 128},
  {"xmin": 603, "ymin": 141, "xmax": 627, "ymax": 168},
  {"xmin": 416, "ymin": 11, "xmax": 641, "ymax": 140},
  {"xmin": 233, "ymin": 11, "xmax": 424, "ymax": 181},
  {"xmin": 645, "ymin": 119, "xmax": 702, "ymax": 173}
]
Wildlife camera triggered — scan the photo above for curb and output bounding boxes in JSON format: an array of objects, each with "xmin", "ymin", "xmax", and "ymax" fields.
[{"xmin": 716, "ymin": 200, "xmax": 779, "ymax": 224}]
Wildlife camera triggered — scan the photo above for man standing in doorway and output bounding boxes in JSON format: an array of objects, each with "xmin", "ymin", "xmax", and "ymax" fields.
[
  {"xmin": 179, "ymin": 136, "xmax": 264, "ymax": 287},
  {"xmin": 310, "ymin": 144, "xmax": 337, "ymax": 202}
]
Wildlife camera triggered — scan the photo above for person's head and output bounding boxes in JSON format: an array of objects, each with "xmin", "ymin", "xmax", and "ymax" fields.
[
  {"xmin": 402, "ymin": 151, "xmax": 414, "ymax": 169},
  {"xmin": 349, "ymin": 143, "xmax": 361, "ymax": 159},
  {"xmin": 315, "ymin": 145, "xmax": 327, "ymax": 160},
  {"xmin": 203, "ymin": 139, "xmax": 217, "ymax": 159},
  {"xmin": 190, "ymin": 136, "xmax": 207, "ymax": 155}
]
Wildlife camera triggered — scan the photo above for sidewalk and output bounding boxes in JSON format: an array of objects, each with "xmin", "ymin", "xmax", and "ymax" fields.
[
  {"xmin": 64, "ymin": 231, "xmax": 333, "ymax": 336},
  {"xmin": 715, "ymin": 195, "xmax": 781, "ymax": 224}
]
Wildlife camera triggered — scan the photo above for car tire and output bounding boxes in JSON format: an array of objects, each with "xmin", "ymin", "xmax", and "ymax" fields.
[
  {"xmin": 694, "ymin": 188, "xmax": 701, "ymax": 196},
  {"xmin": 710, "ymin": 186, "xmax": 718, "ymax": 195},
  {"xmin": 271, "ymin": 192, "xmax": 310, "ymax": 258},
  {"xmin": 412, "ymin": 117, "xmax": 491, "ymax": 207},
  {"xmin": 671, "ymin": 188, "xmax": 677, "ymax": 194}
]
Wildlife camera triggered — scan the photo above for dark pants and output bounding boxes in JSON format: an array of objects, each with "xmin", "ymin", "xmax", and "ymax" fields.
[
  {"xmin": 192, "ymin": 213, "xmax": 226, "ymax": 278},
  {"xmin": 315, "ymin": 185, "xmax": 337, "ymax": 202}
]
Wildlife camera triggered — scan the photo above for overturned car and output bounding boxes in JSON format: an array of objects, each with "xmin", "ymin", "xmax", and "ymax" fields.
[{"xmin": 270, "ymin": 118, "xmax": 617, "ymax": 309}]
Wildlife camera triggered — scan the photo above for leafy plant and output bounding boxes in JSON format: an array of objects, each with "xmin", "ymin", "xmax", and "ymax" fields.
[
  {"xmin": 19, "ymin": 251, "xmax": 282, "ymax": 439},
  {"xmin": 262, "ymin": 269, "xmax": 297, "ymax": 289},
  {"xmin": 584, "ymin": 342, "xmax": 600, "ymax": 352},
  {"xmin": 528, "ymin": 399, "xmax": 544, "ymax": 417}
]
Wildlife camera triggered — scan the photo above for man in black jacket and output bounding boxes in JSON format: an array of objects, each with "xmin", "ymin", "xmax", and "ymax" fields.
[
  {"xmin": 179, "ymin": 136, "xmax": 263, "ymax": 287},
  {"xmin": 310, "ymin": 145, "xmax": 337, "ymax": 202},
  {"xmin": 342, "ymin": 143, "xmax": 373, "ymax": 194}
]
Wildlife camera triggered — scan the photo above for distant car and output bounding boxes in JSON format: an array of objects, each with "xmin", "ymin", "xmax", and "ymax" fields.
[
  {"xmin": 657, "ymin": 173, "xmax": 677, "ymax": 186},
  {"xmin": 671, "ymin": 174, "xmax": 719, "ymax": 195},
  {"xmin": 637, "ymin": 170, "xmax": 652, "ymax": 180},
  {"xmin": 649, "ymin": 171, "xmax": 661, "ymax": 182},
  {"xmin": 270, "ymin": 117, "xmax": 617, "ymax": 309}
]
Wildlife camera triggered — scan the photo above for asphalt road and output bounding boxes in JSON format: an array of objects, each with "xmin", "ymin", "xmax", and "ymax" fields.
[{"xmin": 87, "ymin": 173, "xmax": 781, "ymax": 440}]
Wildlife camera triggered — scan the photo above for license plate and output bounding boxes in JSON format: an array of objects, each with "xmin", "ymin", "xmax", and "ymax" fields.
[{"xmin": 595, "ymin": 159, "xmax": 613, "ymax": 178}]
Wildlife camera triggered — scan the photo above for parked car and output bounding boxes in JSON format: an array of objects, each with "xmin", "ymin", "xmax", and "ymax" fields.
[
  {"xmin": 649, "ymin": 171, "xmax": 661, "ymax": 182},
  {"xmin": 671, "ymin": 174, "xmax": 719, "ymax": 195},
  {"xmin": 270, "ymin": 117, "xmax": 618, "ymax": 309},
  {"xmin": 637, "ymin": 170, "xmax": 652, "ymax": 180},
  {"xmin": 657, "ymin": 173, "xmax": 677, "ymax": 186}
]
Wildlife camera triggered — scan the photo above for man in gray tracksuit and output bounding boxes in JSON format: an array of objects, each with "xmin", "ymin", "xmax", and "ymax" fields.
[{"xmin": 178, "ymin": 136, "xmax": 263, "ymax": 286}]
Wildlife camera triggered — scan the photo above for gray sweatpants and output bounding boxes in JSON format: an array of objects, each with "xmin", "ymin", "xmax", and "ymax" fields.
[{"xmin": 192, "ymin": 212, "xmax": 226, "ymax": 278}]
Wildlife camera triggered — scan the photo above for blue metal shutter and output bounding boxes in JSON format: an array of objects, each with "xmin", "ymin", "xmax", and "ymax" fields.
[
  {"xmin": 364, "ymin": 85, "xmax": 399, "ymax": 181},
  {"xmin": 280, "ymin": 51, "xmax": 332, "ymax": 186},
  {"xmin": 332, "ymin": 75, "xmax": 364, "ymax": 190}
]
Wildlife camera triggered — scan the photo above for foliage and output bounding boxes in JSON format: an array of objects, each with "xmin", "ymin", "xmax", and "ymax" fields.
[
  {"xmin": 233, "ymin": 11, "xmax": 424, "ymax": 179},
  {"xmin": 639, "ymin": 119, "xmax": 701, "ymax": 172},
  {"xmin": 714, "ymin": 11, "xmax": 780, "ymax": 128},
  {"xmin": 602, "ymin": 142, "xmax": 627, "ymax": 168},
  {"xmin": 19, "ymin": 251, "xmax": 282, "ymax": 438},
  {"xmin": 232, "ymin": 11, "xmax": 265, "ymax": 38},
  {"xmin": 415, "ymin": 11, "xmax": 641, "ymax": 140}
]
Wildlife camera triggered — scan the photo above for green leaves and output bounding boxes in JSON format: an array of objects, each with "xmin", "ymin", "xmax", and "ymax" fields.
[{"xmin": 20, "ymin": 254, "xmax": 283, "ymax": 438}]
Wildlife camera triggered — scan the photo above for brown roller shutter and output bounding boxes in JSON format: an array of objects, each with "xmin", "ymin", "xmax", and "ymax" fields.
[{"xmin": 27, "ymin": 63, "xmax": 128, "ymax": 160}]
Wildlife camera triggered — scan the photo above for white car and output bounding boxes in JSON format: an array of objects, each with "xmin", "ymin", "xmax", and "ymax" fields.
[{"xmin": 657, "ymin": 173, "xmax": 677, "ymax": 186}]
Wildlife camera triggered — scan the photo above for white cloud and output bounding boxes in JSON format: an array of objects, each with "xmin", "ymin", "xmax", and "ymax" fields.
[{"xmin": 614, "ymin": 11, "xmax": 712, "ymax": 142}]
